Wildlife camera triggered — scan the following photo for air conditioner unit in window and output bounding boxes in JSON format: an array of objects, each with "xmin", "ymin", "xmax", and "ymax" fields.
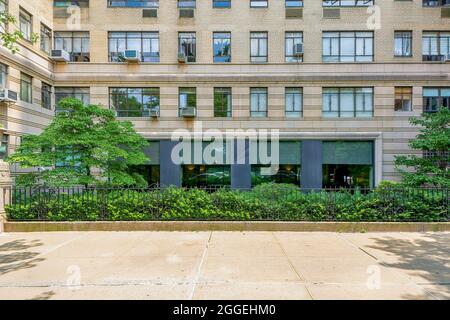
[
  {"xmin": 294, "ymin": 43, "xmax": 304, "ymax": 57},
  {"xmin": 179, "ymin": 8, "xmax": 194, "ymax": 18},
  {"xmin": 51, "ymin": 49, "xmax": 71, "ymax": 62},
  {"xmin": 0, "ymin": 89, "xmax": 18, "ymax": 103},
  {"xmin": 124, "ymin": 50, "xmax": 141, "ymax": 63},
  {"xmin": 178, "ymin": 53, "xmax": 187, "ymax": 63},
  {"xmin": 149, "ymin": 109, "xmax": 160, "ymax": 118},
  {"xmin": 180, "ymin": 107, "xmax": 196, "ymax": 118}
]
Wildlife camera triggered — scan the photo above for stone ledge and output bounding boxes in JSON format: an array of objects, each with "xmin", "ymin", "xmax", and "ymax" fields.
[{"xmin": 3, "ymin": 221, "xmax": 450, "ymax": 233}]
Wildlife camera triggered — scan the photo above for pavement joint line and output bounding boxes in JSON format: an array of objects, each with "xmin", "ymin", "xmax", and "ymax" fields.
[
  {"xmin": 187, "ymin": 231, "xmax": 212, "ymax": 300},
  {"xmin": 271, "ymin": 232, "xmax": 315, "ymax": 300},
  {"xmin": 338, "ymin": 233, "xmax": 442, "ymax": 300}
]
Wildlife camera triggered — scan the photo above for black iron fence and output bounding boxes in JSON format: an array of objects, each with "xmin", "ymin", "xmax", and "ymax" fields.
[{"xmin": 4, "ymin": 185, "xmax": 450, "ymax": 222}]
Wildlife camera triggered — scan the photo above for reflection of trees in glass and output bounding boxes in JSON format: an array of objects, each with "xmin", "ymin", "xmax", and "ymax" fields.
[
  {"xmin": 251, "ymin": 165, "xmax": 301, "ymax": 186},
  {"xmin": 111, "ymin": 88, "xmax": 160, "ymax": 117},
  {"xmin": 182, "ymin": 165, "xmax": 231, "ymax": 187}
]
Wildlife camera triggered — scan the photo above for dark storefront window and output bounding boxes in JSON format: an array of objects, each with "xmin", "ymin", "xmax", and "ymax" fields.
[{"xmin": 182, "ymin": 165, "xmax": 231, "ymax": 187}]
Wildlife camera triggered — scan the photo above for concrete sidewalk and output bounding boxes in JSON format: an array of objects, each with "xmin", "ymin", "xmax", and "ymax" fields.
[{"xmin": 0, "ymin": 231, "xmax": 448, "ymax": 300}]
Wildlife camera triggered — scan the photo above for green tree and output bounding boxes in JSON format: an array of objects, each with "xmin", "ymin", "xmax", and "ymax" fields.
[
  {"xmin": 0, "ymin": 11, "xmax": 38, "ymax": 53},
  {"xmin": 7, "ymin": 98, "xmax": 150, "ymax": 187},
  {"xmin": 395, "ymin": 107, "xmax": 450, "ymax": 188}
]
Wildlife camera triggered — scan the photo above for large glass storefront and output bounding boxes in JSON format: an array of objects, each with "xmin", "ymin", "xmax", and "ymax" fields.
[
  {"xmin": 322, "ymin": 141, "xmax": 374, "ymax": 188},
  {"xmin": 182, "ymin": 165, "xmax": 231, "ymax": 187},
  {"xmin": 250, "ymin": 141, "xmax": 301, "ymax": 186}
]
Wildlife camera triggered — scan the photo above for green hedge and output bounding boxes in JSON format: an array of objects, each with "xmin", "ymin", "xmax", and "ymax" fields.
[{"xmin": 5, "ymin": 184, "xmax": 449, "ymax": 222}]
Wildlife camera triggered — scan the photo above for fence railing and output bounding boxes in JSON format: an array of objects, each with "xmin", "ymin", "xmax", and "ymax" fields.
[{"xmin": 3, "ymin": 185, "xmax": 450, "ymax": 222}]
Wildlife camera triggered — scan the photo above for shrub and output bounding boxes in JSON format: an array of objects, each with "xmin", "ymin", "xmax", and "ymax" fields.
[{"xmin": 5, "ymin": 184, "xmax": 449, "ymax": 222}]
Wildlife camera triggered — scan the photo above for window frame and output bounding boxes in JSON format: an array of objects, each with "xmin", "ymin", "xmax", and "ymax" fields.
[
  {"xmin": 213, "ymin": 0, "xmax": 231, "ymax": 8},
  {"xmin": 20, "ymin": 73, "xmax": 32, "ymax": 103},
  {"xmin": 40, "ymin": 23, "xmax": 52, "ymax": 55},
  {"xmin": 178, "ymin": 0, "xmax": 196, "ymax": 8},
  {"xmin": 322, "ymin": 31, "xmax": 374, "ymax": 62},
  {"xmin": 422, "ymin": 31, "xmax": 450, "ymax": 61},
  {"xmin": 41, "ymin": 82, "xmax": 52, "ymax": 110},
  {"xmin": 250, "ymin": 0, "xmax": 268, "ymax": 8},
  {"xmin": 108, "ymin": 31, "xmax": 160, "ymax": 63},
  {"xmin": 285, "ymin": 0, "xmax": 303, "ymax": 7},
  {"xmin": 0, "ymin": 63, "xmax": 7, "ymax": 88},
  {"xmin": 213, "ymin": 32, "xmax": 231, "ymax": 63},
  {"xmin": 107, "ymin": 0, "xmax": 159, "ymax": 8},
  {"xmin": 285, "ymin": 87, "xmax": 303, "ymax": 118},
  {"xmin": 54, "ymin": 31, "xmax": 90, "ymax": 62},
  {"xmin": 394, "ymin": 87, "xmax": 413, "ymax": 112},
  {"xmin": 423, "ymin": 87, "xmax": 450, "ymax": 113},
  {"xmin": 250, "ymin": 87, "xmax": 268, "ymax": 118},
  {"xmin": 179, "ymin": 87, "xmax": 197, "ymax": 115},
  {"xmin": 394, "ymin": 31, "xmax": 412, "ymax": 57},
  {"xmin": 54, "ymin": 87, "xmax": 90, "ymax": 110},
  {"xmin": 285, "ymin": 31, "xmax": 303, "ymax": 63},
  {"xmin": 109, "ymin": 87, "xmax": 160, "ymax": 117},
  {"xmin": 250, "ymin": 31, "xmax": 268, "ymax": 63},
  {"xmin": 19, "ymin": 7, "xmax": 32, "ymax": 42},
  {"xmin": 322, "ymin": 87, "xmax": 374, "ymax": 118},
  {"xmin": 178, "ymin": 32, "xmax": 197, "ymax": 63},
  {"xmin": 214, "ymin": 87, "xmax": 232, "ymax": 118}
]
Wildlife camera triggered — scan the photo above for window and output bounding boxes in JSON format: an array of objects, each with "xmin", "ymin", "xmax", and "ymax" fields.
[
  {"xmin": 422, "ymin": 32, "xmax": 450, "ymax": 61},
  {"xmin": 250, "ymin": 0, "xmax": 268, "ymax": 7},
  {"xmin": 108, "ymin": 0, "xmax": 159, "ymax": 7},
  {"xmin": 54, "ymin": 32, "xmax": 90, "ymax": 62},
  {"xmin": 19, "ymin": 8, "xmax": 32, "ymax": 41},
  {"xmin": 394, "ymin": 31, "xmax": 412, "ymax": 57},
  {"xmin": 323, "ymin": 31, "xmax": 374, "ymax": 62},
  {"xmin": 0, "ymin": 134, "xmax": 9, "ymax": 160},
  {"xmin": 394, "ymin": 87, "xmax": 412, "ymax": 112},
  {"xmin": 54, "ymin": 0, "xmax": 89, "ymax": 7},
  {"xmin": 55, "ymin": 87, "xmax": 90, "ymax": 110},
  {"xmin": 322, "ymin": 141, "xmax": 374, "ymax": 189},
  {"xmin": 183, "ymin": 165, "xmax": 231, "ymax": 187},
  {"xmin": 0, "ymin": 64, "xmax": 6, "ymax": 88},
  {"xmin": 179, "ymin": 32, "xmax": 196, "ymax": 62},
  {"xmin": 40, "ymin": 24, "xmax": 52, "ymax": 54},
  {"xmin": 41, "ymin": 83, "xmax": 52, "ymax": 110},
  {"xmin": 323, "ymin": 87, "xmax": 374, "ymax": 118},
  {"xmin": 423, "ymin": 88, "xmax": 450, "ymax": 113},
  {"xmin": 250, "ymin": 88, "xmax": 268, "ymax": 117},
  {"xmin": 323, "ymin": 0, "xmax": 374, "ymax": 6},
  {"xmin": 213, "ymin": 0, "xmax": 231, "ymax": 8},
  {"xmin": 213, "ymin": 32, "xmax": 231, "ymax": 63},
  {"xmin": 286, "ymin": 0, "xmax": 303, "ymax": 7},
  {"xmin": 178, "ymin": 0, "xmax": 196, "ymax": 8},
  {"xmin": 20, "ymin": 73, "xmax": 32, "ymax": 103},
  {"xmin": 214, "ymin": 88, "xmax": 232, "ymax": 117},
  {"xmin": 110, "ymin": 88, "xmax": 159, "ymax": 117},
  {"xmin": 285, "ymin": 88, "xmax": 302, "ymax": 117},
  {"xmin": 285, "ymin": 32, "xmax": 303, "ymax": 62},
  {"xmin": 179, "ymin": 88, "xmax": 196, "ymax": 115},
  {"xmin": 109, "ymin": 32, "xmax": 159, "ymax": 62},
  {"xmin": 0, "ymin": 0, "xmax": 6, "ymax": 13},
  {"xmin": 250, "ymin": 32, "xmax": 268, "ymax": 63},
  {"xmin": 423, "ymin": 0, "xmax": 450, "ymax": 7}
]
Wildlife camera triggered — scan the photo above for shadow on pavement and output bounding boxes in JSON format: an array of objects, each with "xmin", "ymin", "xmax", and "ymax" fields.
[
  {"xmin": 368, "ymin": 233, "xmax": 450, "ymax": 300},
  {"xmin": 0, "ymin": 239, "xmax": 45, "ymax": 275}
]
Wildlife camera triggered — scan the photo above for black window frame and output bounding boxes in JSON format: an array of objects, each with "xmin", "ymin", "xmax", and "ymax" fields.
[
  {"xmin": 213, "ymin": 0, "xmax": 231, "ymax": 8},
  {"xmin": 41, "ymin": 82, "xmax": 52, "ymax": 110},
  {"xmin": 285, "ymin": 0, "xmax": 303, "ymax": 7},
  {"xmin": 422, "ymin": 31, "xmax": 450, "ymax": 61},
  {"xmin": 108, "ymin": 31, "xmax": 160, "ymax": 63},
  {"xmin": 109, "ymin": 87, "xmax": 160, "ymax": 117},
  {"xmin": 213, "ymin": 32, "xmax": 231, "ymax": 63},
  {"xmin": 214, "ymin": 87, "xmax": 232, "ymax": 118},
  {"xmin": 178, "ymin": 32, "xmax": 196, "ymax": 63},
  {"xmin": 394, "ymin": 31, "xmax": 412, "ymax": 57},
  {"xmin": 54, "ymin": 87, "xmax": 90, "ymax": 110},
  {"xmin": 394, "ymin": 87, "xmax": 413, "ymax": 112},
  {"xmin": 250, "ymin": 87, "xmax": 268, "ymax": 118},
  {"xmin": 250, "ymin": 31, "xmax": 268, "ymax": 63},
  {"xmin": 40, "ymin": 23, "xmax": 52, "ymax": 55},
  {"xmin": 323, "ymin": 0, "xmax": 374, "ymax": 6},
  {"xmin": 423, "ymin": 87, "xmax": 450, "ymax": 113},
  {"xmin": 178, "ymin": 0, "xmax": 196, "ymax": 8},
  {"xmin": 54, "ymin": 31, "xmax": 90, "ymax": 62},
  {"xmin": 285, "ymin": 31, "xmax": 303, "ymax": 63},
  {"xmin": 285, "ymin": 87, "xmax": 303, "ymax": 118},
  {"xmin": 179, "ymin": 87, "xmax": 197, "ymax": 115},
  {"xmin": 20, "ymin": 72, "xmax": 32, "ymax": 103},
  {"xmin": 322, "ymin": 87, "xmax": 374, "ymax": 118},
  {"xmin": 322, "ymin": 31, "xmax": 374, "ymax": 62},
  {"xmin": 107, "ymin": 0, "xmax": 159, "ymax": 8}
]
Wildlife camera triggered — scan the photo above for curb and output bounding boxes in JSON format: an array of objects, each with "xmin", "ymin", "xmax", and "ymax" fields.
[{"xmin": 3, "ymin": 221, "xmax": 450, "ymax": 233}]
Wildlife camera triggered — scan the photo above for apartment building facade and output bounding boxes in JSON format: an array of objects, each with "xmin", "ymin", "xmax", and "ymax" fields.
[{"xmin": 0, "ymin": 0, "xmax": 449, "ymax": 189}]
